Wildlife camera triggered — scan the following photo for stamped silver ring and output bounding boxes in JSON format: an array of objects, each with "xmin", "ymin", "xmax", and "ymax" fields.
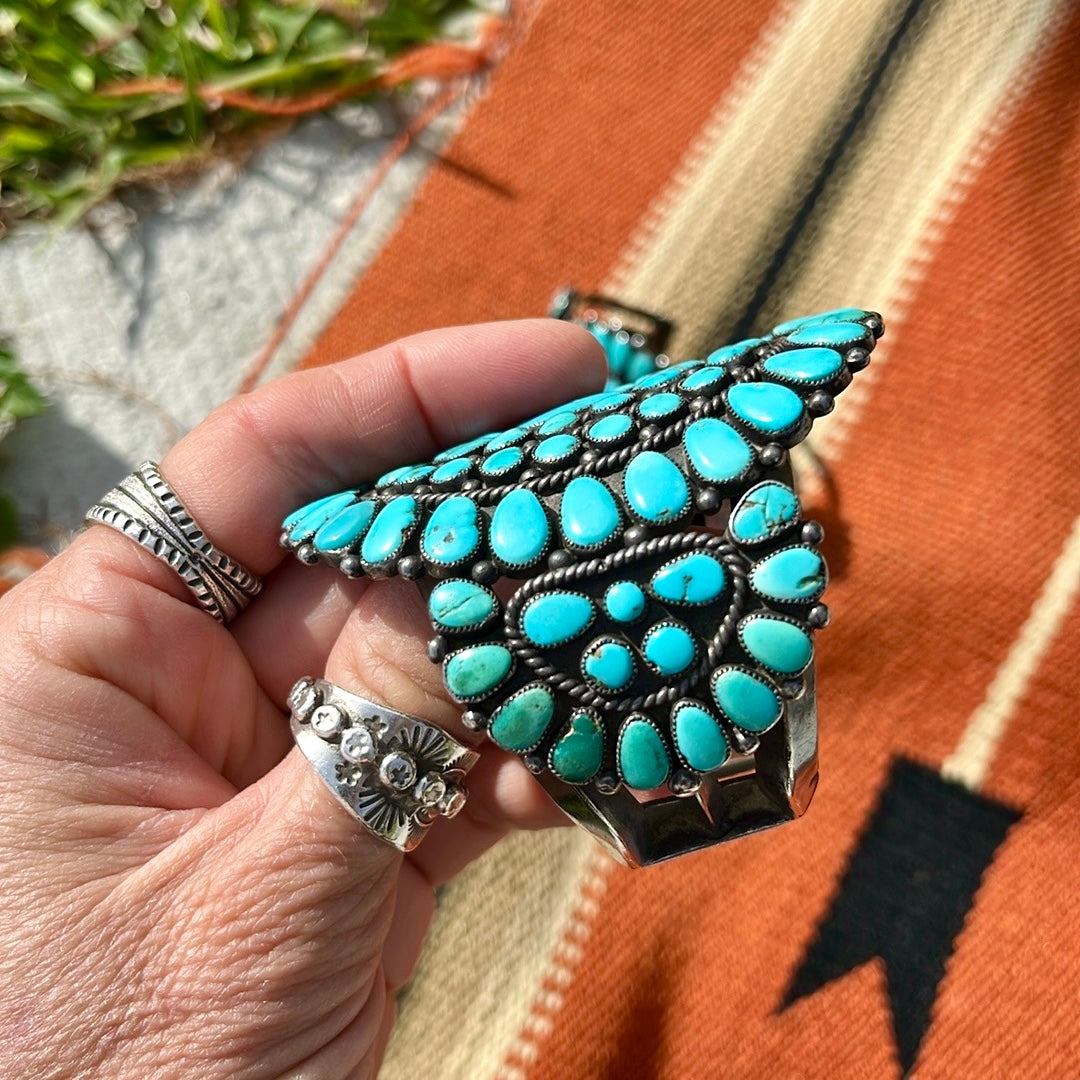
[
  {"xmin": 85, "ymin": 460, "xmax": 261, "ymax": 623},
  {"xmin": 289, "ymin": 677, "xmax": 480, "ymax": 852}
]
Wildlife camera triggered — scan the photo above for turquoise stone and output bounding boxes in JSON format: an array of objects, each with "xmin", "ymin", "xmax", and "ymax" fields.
[
  {"xmin": 587, "ymin": 412, "xmax": 633, "ymax": 443},
  {"xmin": 431, "ymin": 457, "xmax": 472, "ymax": 483},
  {"xmin": 537, "ymin": 412, "xmax": 578, "ymax": 435},
  {"xmin": 283, "ymin": 491, "xmax": 342, "ymax": 532},
  {"xmin": 624, "ymin": 348, "xmax": 659, "ymax": 382},
  {"xmin": 479, "ymin": 446, "xmax": 524, "ymax": 476},
  {"xmin": 634, "ymin": 361, "xmax": 700, "ymax": 389},
  {"xmin": 637, "ymin": 392, "xmax": 682, "ymax": 419},
  {"xmin": 650, "ymin": 552, "xmax": 726, "ymax": 605},
  {"xmin": 433, "ymin": 434, "xmax": 494, "ymax": 463},
  {"xmin": 533, "ymin": 434, "xmax": 579, "ymax": 463},
  {"xmin": 729, "ymin": 481, "xmax": 799, "ymax": 544},
  {"xmin": 750, "ymin": 546, "xmax": 826, "ymax": 602},
  {"xmin": 604, "ymin": 580, "xmax": 646, "ymax": 623},
  {"xmin": 360, "ymin": 496, "xmax": 417, "ymax": 564},
  {"xmin": 583, "ymin": 639, "xmax": 635, "ymax": 691},
  {"xmin": 286, "ymin": 490, "xmax": 357, "ymax": 542},
  {"xmin": 400, "ymin": 464, "xmax": 435, "ymax": 483},
  {"xmin": 421, "ymin": 496, "xmax": 480, "ymax": 565},
  {"xmin": 739, "ymin": 614, "xmax": 812, "ymax": 674},
  {"xmin": 786, "ymin": 321, "xmax": 869, "ymax": 349},
  {"xmin": 485, "ymin": 426, "xmax": 529, "ymax": 451},
  {"xmin": 444, "ymin": 643, "xmax": 513, "ymax": 700},
  {"xmin": 591, "ymin": 391, "xmax": 634, "ymax": 413},
  {"xmin": 710, "ymin": 667, "xmax": 781, "ymax": 732},
  {"xmin": 618, "ymin": 718, "xmax": 669, "ymax": 790},
  {"xmin": 680, "ymin": 367, "xmax": 728, "ymax": 393},
  {"xmin": 428, "ymin": 579, "xmax": 496, "ymax": 631},
  {"xmin": 683, "ymin": 417, "xmax": 753, "ymax": 482},
  {"xmin": 374, "ymin": 464, "xmax": 413, "ymax": 487},
  {"xmin": 643, "ymin": 623, "xmax": 696, "ymax": 675},
  {"xmin": 603, "ymin": 333, "xmax": 631, "ymax": 379},
  {"xmin": 559, "ymin": 476, "xmax": 620, "ymax": 549},
  {"xmin": 772, "ymin": 307, "xmax": 867, "ymax": 336},
  {"xmin": 490, "ymin": 489, "xmax": 549, "ymax": 566},
  {"xmin": 725, "ymin": 382, "xmax": 805, "ymax": 434},
  {"xmin": 550, "ymin": 711, "xmax": 604, "ymax": 783},
  {"xmin": 489, "ymin": 684, "xmax": 555, "ymax": 751},
  {"xmin": 706, "ymin": 338, "xmax": 760, "ymax": 366},
  {"xmin": 623, "ymin": 451, "xmax": 690, "ymax": 523},
  {"xmin": 312, "ymin": 499, "xmax": 376, "ymax": 553},
  {"xmin": 762, "ymin": 346, "xmax": 843, "ymax": 384},
  {"xmin": 672, "ymin": 702, "xmax": 729, "ymax": 771},
  {"xmin": 521, "ymin": 591, "xmax": 594, "ymax": 647}
]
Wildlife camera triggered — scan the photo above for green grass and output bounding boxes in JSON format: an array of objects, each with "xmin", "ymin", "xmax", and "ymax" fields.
[
  {"xmin": 0, "ymin": 0, "xmax": 477, "ymax": 231},
  {"xmin": 0, "ymin": 341, "xmax": 46, "ymax": 547}
]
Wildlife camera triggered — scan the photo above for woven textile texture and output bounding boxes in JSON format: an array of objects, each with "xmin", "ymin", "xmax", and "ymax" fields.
[{"xmin": 294, "ymin": 0, "xmax": 1080, "ymax": 1076}]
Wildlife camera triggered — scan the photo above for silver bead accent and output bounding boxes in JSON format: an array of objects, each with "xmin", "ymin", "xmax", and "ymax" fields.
[
  {"xmin": 379, "ymin": 751, "xmax": 417, "ymax": 790},
  {"xmin": 311, "ymin": 704, "xmax": 346, "ymax": 737},
  {"xmin": 340, "ymin": 726, "xmax": 376, "ymax": 763}
]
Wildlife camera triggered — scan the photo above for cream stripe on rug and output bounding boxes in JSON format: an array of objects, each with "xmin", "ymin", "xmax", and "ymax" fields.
[{"xmin": 941, "ymin": 515, "xmax": 1080, "ymax": 792}]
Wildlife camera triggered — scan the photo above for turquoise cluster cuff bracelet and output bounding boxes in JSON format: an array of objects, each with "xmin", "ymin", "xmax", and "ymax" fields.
[{"xmin": 280, "ymin": 305, "xmax": 882, "ymax": 865}]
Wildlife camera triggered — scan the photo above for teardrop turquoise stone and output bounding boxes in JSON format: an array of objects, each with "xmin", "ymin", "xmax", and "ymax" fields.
[
  {"xmin": 421, "ymin": 496, "xmax": 481, "ymax": 565},
  {"xmin": 729, "ymin": 482, "xmax": 799, "ymax": 544},
  {"xmin": 537, "ymin": 412, "xmax": 577, "ymax": 435},
  {"xmin": 634, "ymin": 362, "xmax": 700, "ymax": 389},
  {"xmin": 739, "ymin": 615, "xmax": 812, "ymax": 674},
  {"xmin": 762, "ymin": 347, "xmax": 843, "ymax": 384},
  {"xmin": 591, "ymin": 392, "xmax": 634, "ymax": 413},
  {"xmin": 533, "ymin": 434, "xmax": 579, "ymax": 463},
  {"xmin": 521, "ymin": 591, "xmax": 594, "ymax": 647},
  {"xmin": 604, "ymin": 581, "xmax": 646, "ymax": 623},
  {"xmin": 489, "ymin": 684, "xmax": 555, "ymax": 751},
  {"xmin": 433, "ymin": 433, "xmax": 494, "ymax": 463},
  {"xmin": 683, "ymin": 418, "xmax": 753, "ymax": 482},
  {"xmin": 285, "ymin": 490, "xmax": 357, "ymax": 542},
  {"xmin": 428, "ymin": 579, "xmax": 496, "ymax": 631},
  {"xmin": 587, "ymin": 412, "xmax": 633, "ymax": 443},
  {"xmin": 618, "ymin": 719, "xmax": 669, "ymax": 790},
  {"xmin": 431, "ymin": 457, "xmax": 472, "ymax": 483},
  {"xmin": 559, "ymin": 476, "xmax": 620, "ymax": 548},
  {"xmin": 706, "ymin": 339, "xmax": 760, "ymax": 366},
  {"xmin": 479, "ymin": 446, "xmax": 524, "ymax": 476},
  {"xmin": 485, "ymin": 426, "xmax": 529, "ymax": 451},
  {"xmin": 360, "ymin": 496, "xmax": 417, "ymax": 564},
  {"xmin": 750, "ymin": 546, "xmax": 826, "ymax": 602},
  {"xmin": 637, "ymin": 392, "xmax": 682, "ymax": 419},
  {"xmin": 550, "ymin": 711, "xmax": 604, "ymax": 783},
  {"xmin": 725, "ymin": 382, "xmax": 805, "ymax": 434},
  {"xmin": 444, "ymin": 643, "xmax": 513, "ymax": 700},
  {"xmin": 680, "ymin": 367, "xmax": 728, "ymax": 393},
  {"xmin": 313, "ymin": 498, "xmax": 376, "ymax": 553},
  {"xmin": 643, "ymin": 623, "xmax": 696, "ymax": 675},
  {"xmin": 490, "ymin": 489, "xmax": 549, "ymax": 566},
  {"xmin": 583, "ymin": 639, "xmax": 635, "ymax": 691},
  {"xmin": 623, "ymin": 451, "xmax": 690, "ymax": 523},
  {"xmin": 710, "ymin": 668, "xmax": 781, "ymax": 732},
  {"xmin": 771, "ymin": 308, "xmax": 868, "ymax": 336},
  {"xmin": 785, "ymin": 321, "xmax": 869, "ymax": 349},
  {"xmin": 672, "ymin": 702, "xmax": 729, "ymax": 771},
  {"xmin": 650, "ymin": 552, "xmax": 726, "ymax": 605}
]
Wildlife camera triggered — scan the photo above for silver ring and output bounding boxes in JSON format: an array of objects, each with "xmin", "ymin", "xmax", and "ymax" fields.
[
  {"xmin": 85, "ymin": 460, "xmax": 261, "ymax": 623},
  {"xmin": 288, "ymin": 677, "xmax": 480, "ymax": 852}
]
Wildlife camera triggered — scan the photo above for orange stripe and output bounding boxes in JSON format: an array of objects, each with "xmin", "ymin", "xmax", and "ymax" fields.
[
  {"xmin": 301, "ymin": 0, "xmax": 787, "ymax": 366},
  {"xmin": 527, "ymin": 6, "xmax": 1080, "ymax": 1078}
]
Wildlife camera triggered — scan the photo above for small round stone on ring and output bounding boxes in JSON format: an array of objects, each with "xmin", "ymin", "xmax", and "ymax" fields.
[
  {"xmin": 310, "ymin": 704, "xmax": 346, "ymax": 737},
  {"xmin": 415, "ymin": 773, "xmax": 447, "ymax": 807},
  {"xmin": 340, "ymin": 726, "xmax": 376, "ymax": 763},
  {"xmin": 439, "ymin": 786, "xmax": 467, "ymax": 819},
  {"xmin": 379, "ymin": 751, "xmax": 417, "ymax": 790}
]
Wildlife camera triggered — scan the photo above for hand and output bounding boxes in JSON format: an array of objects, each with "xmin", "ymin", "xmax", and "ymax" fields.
[{"xmin": 0, "ymin": 321, "xmax": 604, "ymax": 1079}]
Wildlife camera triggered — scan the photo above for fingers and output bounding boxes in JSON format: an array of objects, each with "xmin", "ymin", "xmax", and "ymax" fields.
[{"xmin": 79, "ymin": 318, "xmax": 605, "ymax": 606}]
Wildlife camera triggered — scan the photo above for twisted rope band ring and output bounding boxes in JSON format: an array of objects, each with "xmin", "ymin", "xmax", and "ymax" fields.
[
  {"xmin": 289, "ymin": 677, "xmax": 480, "ymax": 851},
  {"xmin": 280, "ymin": 306, "xmax": 883, "ymax": 864},
  {"xmin": 86, "ymin": 460, "xmax": 262, "ymax": 623}
]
